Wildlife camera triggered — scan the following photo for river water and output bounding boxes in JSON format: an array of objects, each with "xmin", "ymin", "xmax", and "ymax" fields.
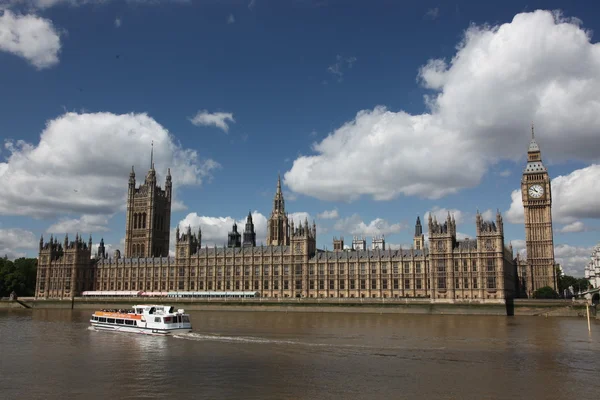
[{"xmin": 1, "ymin": 309, "xmax": 599, "ymax": 399}]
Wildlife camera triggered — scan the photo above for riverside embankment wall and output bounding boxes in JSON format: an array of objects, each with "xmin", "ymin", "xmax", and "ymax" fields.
[{"xmin": 1, "ymin": 297, "xmax": 595, "ymax": 318}]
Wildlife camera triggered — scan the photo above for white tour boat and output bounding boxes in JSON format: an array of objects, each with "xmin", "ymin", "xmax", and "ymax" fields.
[{"xmin": 90, "ymin": 305, "xmax": 192, "ymax": 335}]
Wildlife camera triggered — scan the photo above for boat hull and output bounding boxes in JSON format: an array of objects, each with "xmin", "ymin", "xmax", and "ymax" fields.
[{"xmin": 90, "ymin": 321, "xmax": 192, "ymax": 336}]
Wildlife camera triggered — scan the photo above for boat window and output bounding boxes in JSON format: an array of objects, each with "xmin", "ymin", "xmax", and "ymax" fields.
[
  {"xmin": 149, "ymin": 307, "xmax": 156, "ymax": 314},
  {"xmin": 116, "ymin": 319, "xmax": 124, "ymax": 325},
  {"xmin": 125, "ymin": 320, "xmax": 135, "ymax": 325},
  {"xmin": 168, "ymin": 306, "xmax": 174, "ymax": 313},
  {"xmin": 107, "ymin": 318, "xmax": 115, "ymax": 324},
  {"xmin": 164, "ymin": 316, "xmax": 171, "ymax": 323},
  {"xmin": 99, "ymin": 317, "xmax": 106, "ymax": 323},
  {"xmin": 182, "ymin": 316, "xmax": 190, "ymax": 323}
]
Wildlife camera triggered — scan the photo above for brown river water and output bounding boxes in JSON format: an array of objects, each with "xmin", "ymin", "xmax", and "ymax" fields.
[{"xmin": 1, "ymin": 309, "xmax": 599, "ymax": 399}]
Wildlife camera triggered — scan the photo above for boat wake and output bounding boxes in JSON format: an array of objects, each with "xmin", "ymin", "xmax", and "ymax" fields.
[{"xmin": 172, "ymin": 332, "xmax": 318, "ymax": 346}]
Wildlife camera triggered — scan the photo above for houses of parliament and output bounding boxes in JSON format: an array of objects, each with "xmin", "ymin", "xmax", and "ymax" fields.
[{"xmin": 34, "ymin": 129, "xmax": 557, "ymax": 301}]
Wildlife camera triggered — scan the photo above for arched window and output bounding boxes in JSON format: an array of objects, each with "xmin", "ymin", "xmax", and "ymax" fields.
[
  {"xmin": 133, "ymin": 213, "xmax": 137, "ymax": 229},
  {"xmin": 141, "ymin": 244, "xmax": 145, "ymax": 257},
  {"xmin": 142, "ymin": 213, "xmax": 146, "ymax": 229}
]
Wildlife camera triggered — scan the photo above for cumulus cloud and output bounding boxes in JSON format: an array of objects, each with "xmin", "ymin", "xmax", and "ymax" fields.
[
  {"xmin": 0, "ymin": 10, "xmax": 62, "ymax": 69},
  {"xmin": 498, "ymin": 169, "xmax": 511, "ymax": 177},
  {"xmin": 174, "ymin": 211, "xmax": 268, "ymax": 247},
  {"xmin": 227, "ymin": 13, "xmax": 234, "ymax": 24},
  {"xmin": 505, "ymin": 239, "xmax": 591, "ymax": 276},
  {"xmin": 554, "ymin": 244, "xmax": 594, "ymax": 276},
  {"xmin": 114, "ymin": 17, "xmax": 121, "ymax": 27},
  {"xmin": 47, "ymin": 214, "xmax": 110, "ymax": 234},
  {"xmin": 0, "ymin": 228, "xmax": 37, "ymax": 259},
  {"xmin": 189, "ymin": 110, "xmax": 235, "ymax": 133},
  {"xmin": 0, "ymin": 112, "xmax": 219, "ymax": 218},
  {"xmin": 285, "ymin": 10, "xmax": 600, "ymax": 202},
  {"xmin": 424, "ymin": 206, "xmax": 466, "ymax": 225},
  {"xmin": 334, "ymin": 214, "xmax": 405, "ymax": 237},
  {"xmin": 560, "ymin": 221, "xmax": 586, "ymax": 233},
  {"xmin": 317, "ymin": 209, "xmax": 339, "ymax": 219},
  {"xmin": 506, "ymin": 164, "xmax": 600, "ymax": 224}
]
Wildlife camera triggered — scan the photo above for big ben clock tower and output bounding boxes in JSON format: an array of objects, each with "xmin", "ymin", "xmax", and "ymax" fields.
[{"xmin": 521, "ymin": 125, "xmax": 557, "ymax": 296}]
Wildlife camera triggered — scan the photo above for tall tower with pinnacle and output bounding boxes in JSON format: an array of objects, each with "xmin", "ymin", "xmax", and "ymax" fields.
[
  {"xmin": 124, "ymin": 142, "xmax": 172, "ymax": 258},
  {"xmin": 520, "ymin": 124, "xmax": 556, "ymax": 295},
  {"xmin": 413, "ymin": 216, "xmax": 425, "ymax": 250},
  {"xmin": 243, "ymin": 211, "xmax": 257, "ymax": 247},
  {"xmin": 267, "ymin": 174, "xmax": 290, "ymax": 246}
]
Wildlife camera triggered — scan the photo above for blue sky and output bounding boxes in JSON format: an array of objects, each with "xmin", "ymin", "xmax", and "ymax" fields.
[{"xmin": 1, "ymin": 0, "xmax": 600, "ymax": 276}]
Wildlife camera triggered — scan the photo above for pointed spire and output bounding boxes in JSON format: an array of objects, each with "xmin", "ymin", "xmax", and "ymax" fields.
[
  {"xmin": 277, "ymin": 172, "xmax": 281, "ymax": 192},
  {"xmin": 150, "ymin": 140, "xmax": 154, "ymax": 169},
  {"xmin": 531, "ymin": 122, "xmax": 535, "ymax": 139}
]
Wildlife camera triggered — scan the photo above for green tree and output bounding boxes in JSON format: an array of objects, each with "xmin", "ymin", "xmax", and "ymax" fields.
[
  {"xmin": 533, "ymin": 286, "xmax": 559, "ymax": 299},
  {"xmin": 0, "ymin": 257, "xmax": 37, "ymax": 297}
]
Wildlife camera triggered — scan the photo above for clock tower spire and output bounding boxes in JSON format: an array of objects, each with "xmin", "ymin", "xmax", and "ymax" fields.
[{"xmin": 520, "ymin": 124, "xmax": 556, "ymax": 297}]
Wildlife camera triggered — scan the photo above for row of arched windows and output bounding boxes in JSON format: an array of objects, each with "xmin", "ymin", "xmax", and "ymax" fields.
[
  {"xmin": 131, "ymin": 243, "xmax": 164, "ymax": 258},
  {"xmin": 133, "ymin": 213, "xmax": 147, "ymax": 229},
  {"xmin": 133, "ymin": 212, "xmax": 166, "ymax": 231},
  {"xmin": 153, "ymin": 215, "xmax": 165, "ymax": 231},
  {"xmin": 132, "ymin": 244, "xmax": 145, "ymax": 257}
]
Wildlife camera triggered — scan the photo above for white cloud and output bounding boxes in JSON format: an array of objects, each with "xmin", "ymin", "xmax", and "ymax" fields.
[
  {"xmin": 47, "ymin": 214, "xmax": 110, "ymax": 234},
  {"xmin": 560, "ymin": 221, "xmax": 586, "ymax": 233},
  {"xmin": 0, "ymin": 10, "xmax": 61, "ymax": 69},
  {"xmin": 425, "ymin": 7, "xmax": 439, "ymax": 20},
  {"xmin": 554, "ymin": 244, "xmax": 594, "ymax": 276},
  {"xmin": 227, "ymin": 14, "xmax": 235, "ymax": 24},
  {"xmin": 334, "ymin": 214, "xmax": 405, "ymax": 237},
  {"xmin": 248, "ymin": 0, "xmax": 255, "ymax": 10},
  {"xmin": 424, "ymin": 206, "xmax": 465, "ymax": 225},
  {"xmin": 327, "ymin": 54, "xmax": 357, "ymax": 82},
  {"xmin": 289, "ymin": 212, "xmax": 312, "ymax": 226},
  {"xmin": 285, "ymin": 10, "xmax": 600, "ymax": 202},
  {"xmin": 498, "ymin": 169, "xmax": 511, "ymax": 177},
  {"xmin": 0, "ymin": 228, "xmax": 37, "ymax": 259},
  {"xmin": 189, "ymin": 110, "xmax": 235, "ymax": 133},
  {"xmin": 174, "ymin": 211, "xmax": 268, "ymax": 248},
  {"xmin": 93, "ymin": 241, "xmax": 114, "ymax": 259},
  {"xmin": 317, "ymin": 209, "xmax": 339, "ymax": 219},
  {"xmin": 503, "ymin": 239, "xmax": 590, "ymax": 276},
  {"xmin": 506, "ymin": 164, "xmax": 600, "ymax": 224},
  {"xmin": 510, "ymin": 239, "xmax": 526, "ymax": 256},
  {"xmin": 114, "ymin": 17, "xmax": 121, "ymax": 27},
  {"xmin": 0, "ymin": 111, "xmax": 219, "ymax": 218}
]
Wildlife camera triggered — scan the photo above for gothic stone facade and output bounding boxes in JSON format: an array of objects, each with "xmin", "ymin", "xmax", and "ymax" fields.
[{"xmin": 36, "ymin": 170, "xmax": 518, "ymax": 301}]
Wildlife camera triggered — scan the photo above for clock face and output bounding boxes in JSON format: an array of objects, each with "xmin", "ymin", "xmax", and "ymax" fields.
[{"xmin": 528, "ymin": 184, "xmax": 544, "ymax": 199}]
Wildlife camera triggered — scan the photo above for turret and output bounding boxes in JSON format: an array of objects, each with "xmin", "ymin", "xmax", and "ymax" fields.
[{"xmin": 165, "ymin": 168, "xmax": 172, "ymax": 200}]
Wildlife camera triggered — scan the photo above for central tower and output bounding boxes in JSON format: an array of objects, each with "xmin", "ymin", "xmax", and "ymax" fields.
[
  {"xmin": 125, "ymin": 144, "xmax": 172, "ymax": 258},
  {"xmin": 267, "ymin": 174, "xmax": 289, "ymax": 246},
  {"xmin": 520, "ymin": 125, "xmax": 556, "ymax": 295}
]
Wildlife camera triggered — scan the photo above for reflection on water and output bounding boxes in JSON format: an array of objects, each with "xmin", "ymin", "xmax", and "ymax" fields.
[{"xmin": 1, "ymin": 309, "xmax": 599, "ymax": 400}]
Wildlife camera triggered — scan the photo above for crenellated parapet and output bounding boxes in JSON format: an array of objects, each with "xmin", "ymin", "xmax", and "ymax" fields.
[{"xmin": 290, "ymin": 217, "xmax": 316, "ymax": 239}]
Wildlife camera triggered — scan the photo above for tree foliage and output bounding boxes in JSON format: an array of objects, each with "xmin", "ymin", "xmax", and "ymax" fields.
[
  {"xmin": 533, "ymin": 286, "xmax": 559, "ymax": 299},
  {"xmin": 0, "ymin": 257, "xmax": 37, "ymax": 297}
]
